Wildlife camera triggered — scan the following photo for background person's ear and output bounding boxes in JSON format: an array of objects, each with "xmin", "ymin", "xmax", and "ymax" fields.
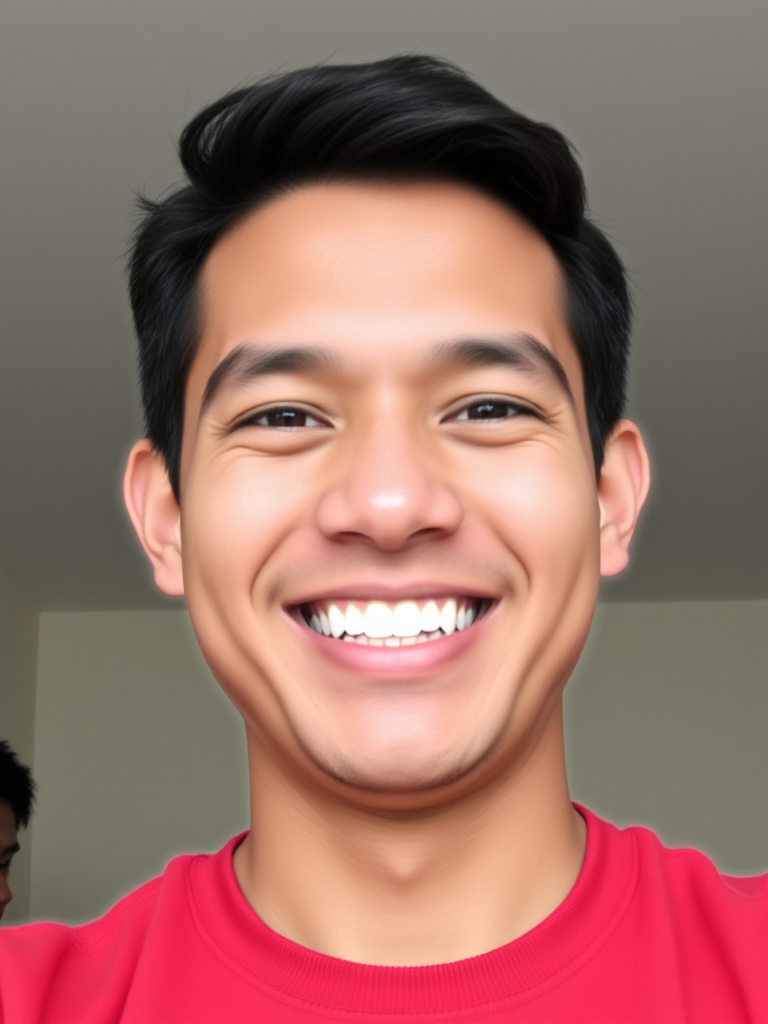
[
  {"xmin": 597, "ymin": 420, "xmax": 651, "ymax": 577},
  {"xmin": 123, "ymin": 440, "xmax": 185, "ymax": 596}
]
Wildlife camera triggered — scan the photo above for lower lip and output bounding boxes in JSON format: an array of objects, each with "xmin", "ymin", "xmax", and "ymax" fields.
[{"xmin": 288, "ymin": 609, "xmax": 493, "ymax": 678}]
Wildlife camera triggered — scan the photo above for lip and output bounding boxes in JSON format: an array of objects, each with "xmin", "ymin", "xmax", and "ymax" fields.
[
  {"xmin": 284, "ymin": 580, "xmax": 498, "ymax": 606},
  {"xmin": 286, "ymin": 599, "xmax": 496, "ymax": 678}
]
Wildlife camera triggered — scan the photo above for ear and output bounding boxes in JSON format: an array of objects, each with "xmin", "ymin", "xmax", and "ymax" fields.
[
  {"xmin": 123, "ymin": 440, "xmax": 185, "ymax": 596},
  {"xmin": 597, "ymin": 420, "xmax": 651, "ymax": 577}
]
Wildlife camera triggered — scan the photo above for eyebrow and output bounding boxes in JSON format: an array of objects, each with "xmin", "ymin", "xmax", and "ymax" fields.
[
  {"xmin": 430, "ymin": 333, "xmax": 574, "ymax": 404},
  {"xmin": 201, "ymin": 344, "xmax": 340, "ymax": 413},
  {"xmin": 200, "ymin": 331, "xmax": 573, "ymax": 413},
  {"xmin": 1, "ymin": 842, "xmax": 19, "ymax": 857}
]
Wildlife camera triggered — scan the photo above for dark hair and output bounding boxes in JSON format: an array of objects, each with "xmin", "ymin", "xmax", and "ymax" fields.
[
  {"xmin": 129, "ymin": 56, "xmax": 630, "ymax": 496},
  {"xmin": 0, "ymin": 741, "xmax": 36, "ymax": 830}
]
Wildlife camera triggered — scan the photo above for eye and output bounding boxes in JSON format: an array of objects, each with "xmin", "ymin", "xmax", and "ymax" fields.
[
  {"xmin": 241, "ymin": 406, "xmax": 328, "ymax": 429},
  {"xmin": 449, "ymin": 399, "xmax": 532, "ymax": 422}
]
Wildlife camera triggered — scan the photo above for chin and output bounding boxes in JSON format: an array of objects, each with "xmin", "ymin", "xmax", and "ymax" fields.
[
  {"xmin": 321, "ymin": 757, "xmax": 475, "ymax": 794},
  {"xmin": 283, "ymin": 685, "xmax": 513, "ymax": 797},
  {"xmin": 299, "ymin": 727, "xmax": 497, "ymax": 795}
]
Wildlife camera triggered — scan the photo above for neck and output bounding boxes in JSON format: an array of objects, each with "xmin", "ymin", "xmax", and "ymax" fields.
[{"xmin": 234, "ymin": 704, "xmax": 585, "ymax": 966}]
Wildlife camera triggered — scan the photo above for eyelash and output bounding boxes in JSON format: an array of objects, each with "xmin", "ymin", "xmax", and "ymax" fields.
[
  {"xmin": 237, "ymin": 406, "xmax": 329, "ymax": 430},
  {"xmin": 446, "ymin": 398, "xmax": 535, "ymax": 422}
]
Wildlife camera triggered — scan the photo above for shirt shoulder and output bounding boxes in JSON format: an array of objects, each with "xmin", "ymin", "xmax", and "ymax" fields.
[
  {"xmin": 628, "ymin": 819, "xmax": 768, "ymax": 916},
  {"xmin": 0, "ymin": 852, "xmax": 195, "ymax": 1024},
  {"xmin": 620, "ymin": 819, "xmax": 768, "ymax": 1016}
]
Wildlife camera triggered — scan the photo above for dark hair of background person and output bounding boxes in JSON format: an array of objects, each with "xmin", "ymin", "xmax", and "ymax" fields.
[
  {"xmin": 129, "ymin": 55, "xmax": 631, "ymax": 498},
  {"xmin": 0, "ymin": 741, "xmax": 36, "ymax": 830}
]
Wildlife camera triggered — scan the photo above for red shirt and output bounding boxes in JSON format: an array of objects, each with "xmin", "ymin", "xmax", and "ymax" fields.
[{"xmin": 1, "ymin": 807, "xmax": 766, "ymax": 1023}]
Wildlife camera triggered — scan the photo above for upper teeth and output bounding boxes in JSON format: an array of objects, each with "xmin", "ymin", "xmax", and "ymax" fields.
[{"xmin": 306, "ymin": 597, "xmax": 482, "ymax": 641}]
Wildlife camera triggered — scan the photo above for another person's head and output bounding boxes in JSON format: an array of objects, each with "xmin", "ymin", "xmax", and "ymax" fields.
[
  {"xmin": 0, "ymin": 741, "xmax": 36, "ymax": 920},
  {"xmin": 125, "ymin": 57, "xmax": 649, "ymax": 806}
]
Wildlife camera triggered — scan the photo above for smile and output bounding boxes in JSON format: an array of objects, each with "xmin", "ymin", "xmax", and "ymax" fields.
[{"xmin": 301, "ymin": 597, "xmax": 492, "ymax": 647}]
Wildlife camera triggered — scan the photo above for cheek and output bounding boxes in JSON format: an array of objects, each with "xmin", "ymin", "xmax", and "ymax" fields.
[
  {"xmin": 465, "ymin": 444, "xmax": 599, "ymax": 574},
  {"xmin": 181, "ymin": 454, "xmax": 313, "ymax": 594}
]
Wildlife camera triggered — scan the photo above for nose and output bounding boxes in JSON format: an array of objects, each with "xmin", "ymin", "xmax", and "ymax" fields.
[{"xmin": 315, "ymin": 417, "xmax": 463, "ymax": 550}]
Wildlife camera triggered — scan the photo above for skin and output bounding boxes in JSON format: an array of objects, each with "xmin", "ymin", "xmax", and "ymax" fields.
[
  {"xmin": 125, "ymin": 181, "xmax": 649, "ymax": 965},
  {"xmin": 0, "ymin": 799, "xmax": 19, "ymax": 921}
]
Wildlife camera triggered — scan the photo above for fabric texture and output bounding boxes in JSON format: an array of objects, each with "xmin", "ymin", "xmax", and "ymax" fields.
[{"xmin": 1, "ymin": 807, "xmax": 766, "ymax": 1023}]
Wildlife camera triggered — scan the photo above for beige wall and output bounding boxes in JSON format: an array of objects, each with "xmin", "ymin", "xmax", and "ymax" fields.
[
  {"xmin": 0, "ymin": 569, "xmax": 39, "ymax": 924},
  {"xmin": 565, "ymin": 600, "xmax": 768, "ymax": 874},
  {"xmin": 31, "ymin": 611, "xmax": 248, "ymax": 924},
  {"xmin": 20, "ymin": 599, "xmax": 768, "ymax": 924}
]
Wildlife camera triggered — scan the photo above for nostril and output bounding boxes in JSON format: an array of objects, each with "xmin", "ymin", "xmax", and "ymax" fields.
[{"xmin": 413, "ymin": 526, "xmax": 451, "ymax": 539}]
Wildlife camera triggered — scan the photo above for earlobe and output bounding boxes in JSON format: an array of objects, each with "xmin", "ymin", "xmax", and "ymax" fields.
[
  {"xmin": 123, "ymin": 440, "xmax": 185, "ymax": 596},
  {"xmin": 597, "ymin": 420, "xmax": 651, "ymax": 578}
]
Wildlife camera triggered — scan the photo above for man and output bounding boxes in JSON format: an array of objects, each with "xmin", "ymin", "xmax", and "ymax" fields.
[
  {"xmin": 0, "ymin": 741, "xmax": 36, "ymax": 922},
  {"xmin": 0, "ymin": 57, "xmax": 765, "ymax": 1022}
]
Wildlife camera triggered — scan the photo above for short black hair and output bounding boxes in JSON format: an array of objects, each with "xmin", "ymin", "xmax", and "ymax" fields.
[
  {"xmin": 129, "ymin": 56, "xmax": 631, "ymax": 497},
  {"xmin": 0, "ymin": 741, "xmax": 36, "ymax": 830}
]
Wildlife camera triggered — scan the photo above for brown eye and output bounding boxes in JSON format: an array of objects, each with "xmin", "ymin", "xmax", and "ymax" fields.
[
  {"xmin": 454, "ymin": 400, "xmax": 525, "ymax": 421},
  {"xmin": 247, "ymin": 407, "xmax": 327, "ymax": 429},
  {"xmin": 264, "ymin": 409, "xmax": 308, "ymax": 428}
]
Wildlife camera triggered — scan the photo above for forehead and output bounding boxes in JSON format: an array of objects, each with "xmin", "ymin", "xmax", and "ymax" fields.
[{"xmin": 188, "ymin": 181, "xmax": 583, "ymax": 407}]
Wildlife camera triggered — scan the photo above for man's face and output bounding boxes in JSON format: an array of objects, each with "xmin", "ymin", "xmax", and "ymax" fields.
[
  {"xmin": 172, "ymin": 182, "xmax": 605, "ymax": 800},
  {"xmin": 0, "ymin": 799, "xmax": 19, "ymax": 920}
]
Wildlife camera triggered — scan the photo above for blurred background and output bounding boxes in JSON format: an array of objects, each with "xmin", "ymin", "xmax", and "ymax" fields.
[{"xmin": 0, "ymin": 0, "xmax": 766, "ymax": 924}]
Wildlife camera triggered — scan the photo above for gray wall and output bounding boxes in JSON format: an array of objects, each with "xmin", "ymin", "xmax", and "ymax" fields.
[
  {"xmin": 0, "ymin": 569, "xmax": 39, "ymax": 924},
  {"xmin": 30, "ymin": 611, "xmax": 249, "ymax": 924},
  {"xmin": 4, "ymin": 599, "xmax": 766, "ymax": 924},
  {"xmin": 566, "ymin": 600, "xmax": 768, "ymax": 874}
]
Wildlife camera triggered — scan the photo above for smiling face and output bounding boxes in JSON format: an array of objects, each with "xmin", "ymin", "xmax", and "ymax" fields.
[{"xmin": 127, "ymin": 181, "xmax": 645, "ymax": 804}]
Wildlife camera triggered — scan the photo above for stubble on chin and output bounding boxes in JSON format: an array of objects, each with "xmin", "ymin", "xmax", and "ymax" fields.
[{"xmin": 290, "ymin": 715, "xmax": 508, "ymax": 796}]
